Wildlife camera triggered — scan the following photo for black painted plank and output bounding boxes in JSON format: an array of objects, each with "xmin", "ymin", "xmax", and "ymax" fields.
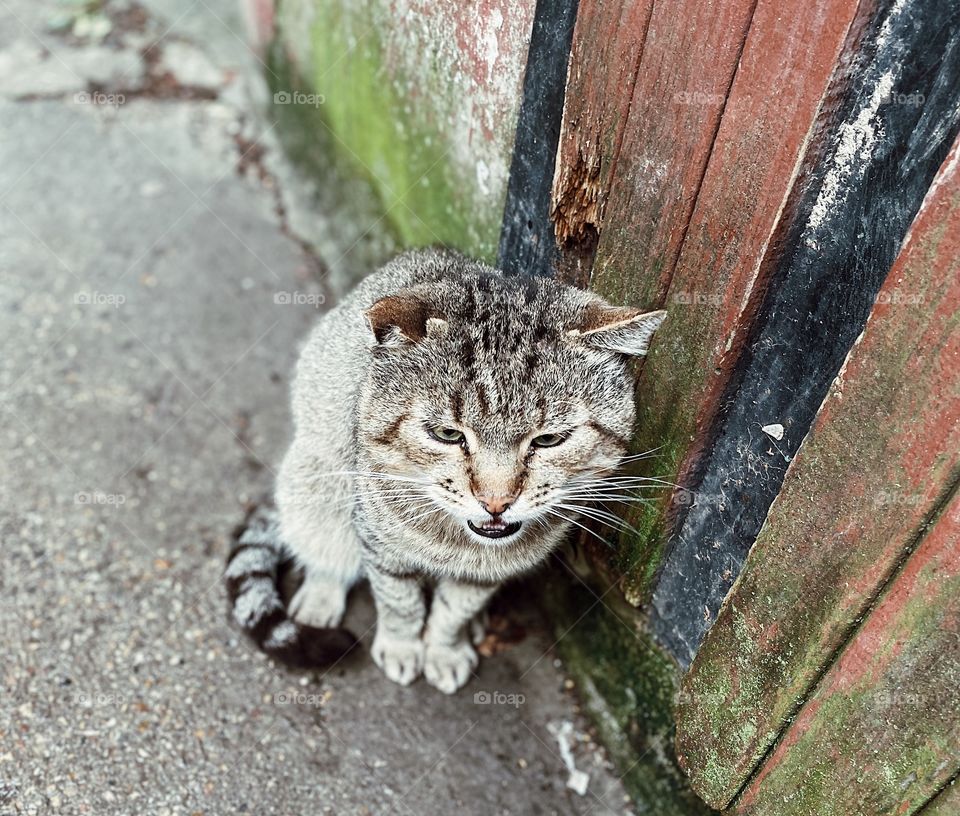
[
  {"xmin": 650, "ymin": 0, "xmax": 960, "ymax": 667},
  {"xmin": 497, "ymin": 0, "xmax": 579, "ymax": 278}
]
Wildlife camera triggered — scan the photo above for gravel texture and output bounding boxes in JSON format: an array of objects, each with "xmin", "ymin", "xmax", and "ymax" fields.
[{"xmin": 0, "ymin": 2, "xmax": 632, "ymax": 813}]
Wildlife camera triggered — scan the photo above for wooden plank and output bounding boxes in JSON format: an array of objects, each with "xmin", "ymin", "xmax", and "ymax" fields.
[
  {"xmin": 676, "ymin": 132, "xmax": 960, "ymax": 808},
  {"xmin": 651, "ymin": 0, "xmax": 960, "ymax": 659},
  {"xmin": 570, "ymin": 0, "xmax": 868, "ymax": 600},
  {"xmin": 550, "ymin": 0, "xmax": 655, "ymax": 283},
  {"xmin": 732, "ymin": 489, "xmax": 960, "ymax": 815},
  {"xmin": 585, "ymin": 0, "xmax": 757, "ymax": 304}
]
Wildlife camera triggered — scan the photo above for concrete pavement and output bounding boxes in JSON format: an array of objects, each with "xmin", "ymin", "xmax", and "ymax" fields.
[{"xmin": 0, "ymin": 2, "xmax": 632, "ymax": 813}]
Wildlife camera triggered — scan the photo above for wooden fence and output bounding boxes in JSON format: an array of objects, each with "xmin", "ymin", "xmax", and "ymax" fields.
[{"xmin": 543, "ymin": 0, "xmax": 960, "ymax": 811}]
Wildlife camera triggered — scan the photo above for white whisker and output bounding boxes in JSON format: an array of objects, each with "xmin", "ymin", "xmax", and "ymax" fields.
[
  {"xmin": 544, "ymin": 508, "xmax": 614, "ymax": 548},
  {"xmin": 554, "ymin": 503, "xmax": 641, "ymax": 537}
]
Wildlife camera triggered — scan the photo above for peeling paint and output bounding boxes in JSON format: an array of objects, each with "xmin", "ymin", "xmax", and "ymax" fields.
[{"xmin": 804, "ymin": 68, "xmax": 896, "ymax": 239}]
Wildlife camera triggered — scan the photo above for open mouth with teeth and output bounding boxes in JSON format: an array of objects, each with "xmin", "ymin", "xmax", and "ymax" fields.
[{"xmin": 467, "ymin": 519, "xmax": 522, "ymax": 539}]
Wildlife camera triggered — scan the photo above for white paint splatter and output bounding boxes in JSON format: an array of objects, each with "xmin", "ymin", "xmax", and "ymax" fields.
[
  {"xmin": 805, "ymin": 69, "xmax": 895, "ymax": 238},
  {"xmin": 804, "ymin": 0, "xmax": 910, "ymax": 243},
  {"xmin": 475, "ymin": 159, "xmax": 490, "ymax": 195}
]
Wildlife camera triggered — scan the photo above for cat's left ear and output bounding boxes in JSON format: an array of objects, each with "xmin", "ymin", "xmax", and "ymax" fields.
[
  {"xmin": 365, "ymin": 293, "xmax": 448, "ymax": 347},
  {"xmin": 567, "ymin": 302, "xmax": 666, "ymax": 357}
]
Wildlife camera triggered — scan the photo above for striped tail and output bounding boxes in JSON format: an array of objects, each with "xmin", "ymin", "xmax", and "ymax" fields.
[{"xmin": 225, "ymin": 504, "xmax": 357, "ymax": 668}]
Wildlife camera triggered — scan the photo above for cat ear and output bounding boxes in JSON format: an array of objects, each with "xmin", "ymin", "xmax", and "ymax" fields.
[
  {"xmin": 365, "ymin": 293, "xmax": 448, "ymax": 347},
  {"xmin": 567, "ymin": 302, "xmax": 666, "ymax": 357}
]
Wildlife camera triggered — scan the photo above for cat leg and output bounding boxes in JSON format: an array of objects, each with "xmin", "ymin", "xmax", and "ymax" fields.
[
  {"xmin": 366, "ymin": 564, "xmax": 426, "ymax": 686},
  {"xmin": 287, "ymin": 529, "xmax": 362, "ymax": 628},
  {"xmin": 276, "ymin": 446, "xmax": 362, "ymax": 629},
  {"xmin": 423, "ymin": 580, "xmax": 498, "ymax": 694}
]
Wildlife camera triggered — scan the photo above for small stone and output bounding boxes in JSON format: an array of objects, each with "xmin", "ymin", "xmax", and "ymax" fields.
[{"xmin": 566, "ymin": 769, "xmax": 589, "ymax": 796}]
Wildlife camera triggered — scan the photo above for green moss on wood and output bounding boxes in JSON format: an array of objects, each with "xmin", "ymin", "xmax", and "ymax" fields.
[
  {"xmin": 593, "ymin": 383, "xmax": 692, "ymax": 605},
  {"xmin": 540, "ymin": 567, "xmax": 714, "ymax": 814},
  {"xmin": 729, "ymin": 507, "xmax": 960, "ymax": 815},
  {"xmin": 917, "ymin": 779, "xmax": 960, "ymax": 815}
]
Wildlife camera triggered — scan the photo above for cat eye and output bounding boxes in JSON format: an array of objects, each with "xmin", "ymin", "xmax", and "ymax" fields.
[
  {"xmin": 531, "ymin": 432, "xmax": 568, "ymax": 448},
  {"xmin": 428, "ymin": 426, "xmax": 466, "ymax": 445}
]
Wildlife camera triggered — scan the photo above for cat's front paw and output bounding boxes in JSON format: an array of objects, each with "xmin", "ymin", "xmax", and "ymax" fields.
[
  {"xmin": 371, "ymin": 633, "xmax": 424, "ymax": 686},
  {"xmin": 289, "ymin": 578, "xmax": 346, "ymax": 628},
  {"xmin": 424, "ymin": 640, "xmax": 478, "ymax": 694}
]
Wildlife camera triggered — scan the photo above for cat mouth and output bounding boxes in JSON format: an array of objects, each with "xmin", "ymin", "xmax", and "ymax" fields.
[{"xmin": 467, "ymin": 519, "xmax": 522, "ymax": 540}]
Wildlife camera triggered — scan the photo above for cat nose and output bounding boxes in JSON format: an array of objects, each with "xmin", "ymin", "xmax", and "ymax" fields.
[{"xmin": 475, "ymin": 493, "xmax": 517, "ymax": 516}]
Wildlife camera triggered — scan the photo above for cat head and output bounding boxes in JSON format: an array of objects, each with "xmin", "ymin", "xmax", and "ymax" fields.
[{"xmin": 356, "ymin": 254, "xmax": 665, "ymax": 547}]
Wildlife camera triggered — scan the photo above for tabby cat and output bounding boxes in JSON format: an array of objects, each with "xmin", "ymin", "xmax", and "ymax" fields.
[{"xmin": 226, "ymin": 248, "xmax": 665, "ymax": 693}]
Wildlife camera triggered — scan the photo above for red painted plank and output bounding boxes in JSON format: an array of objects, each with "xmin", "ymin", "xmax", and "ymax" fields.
[
  {"xmin": 551, "ymin": 0, "xmax": 655, "ymax": 281},
  {"xmin": 563, "ymin": 0, "xmax": 869, "ymax": 599},
  {"xmin": 587, "ymin": 0, "xmax": 757, "ymax": 304},
  {"xmin": 676, "ymin": 134, "xmax": 960, "ymax": 808},
  {"xmin": 733, "ymin": 489, "xmax": 960, "ymax": 815}
]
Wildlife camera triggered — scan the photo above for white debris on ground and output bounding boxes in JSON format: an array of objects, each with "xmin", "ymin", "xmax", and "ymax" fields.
[{"xmin": 549, "ymin": 719, "xmax": 591, "ymax": 796}]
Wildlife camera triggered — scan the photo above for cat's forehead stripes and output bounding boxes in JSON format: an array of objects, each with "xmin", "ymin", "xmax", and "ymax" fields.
[
  {"xmin": 363, "ymin": 250, "xmax": 661, "ymax": 457},
  {"xmin": 408, "ymin": 272, "xmax": 590, "ymax": 439}
]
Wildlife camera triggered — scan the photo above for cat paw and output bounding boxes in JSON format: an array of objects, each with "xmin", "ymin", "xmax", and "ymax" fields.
[
  {"xmin": 424, "ymin": 640, "xmax": 478, "ymax": 694},
  {"xmin": 289, "ymin": 579, "xmax": 346, "ymax": 628},
  {"xmin": 371, "ymin": 633, "xmax": 424, "ymax": 686}
]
